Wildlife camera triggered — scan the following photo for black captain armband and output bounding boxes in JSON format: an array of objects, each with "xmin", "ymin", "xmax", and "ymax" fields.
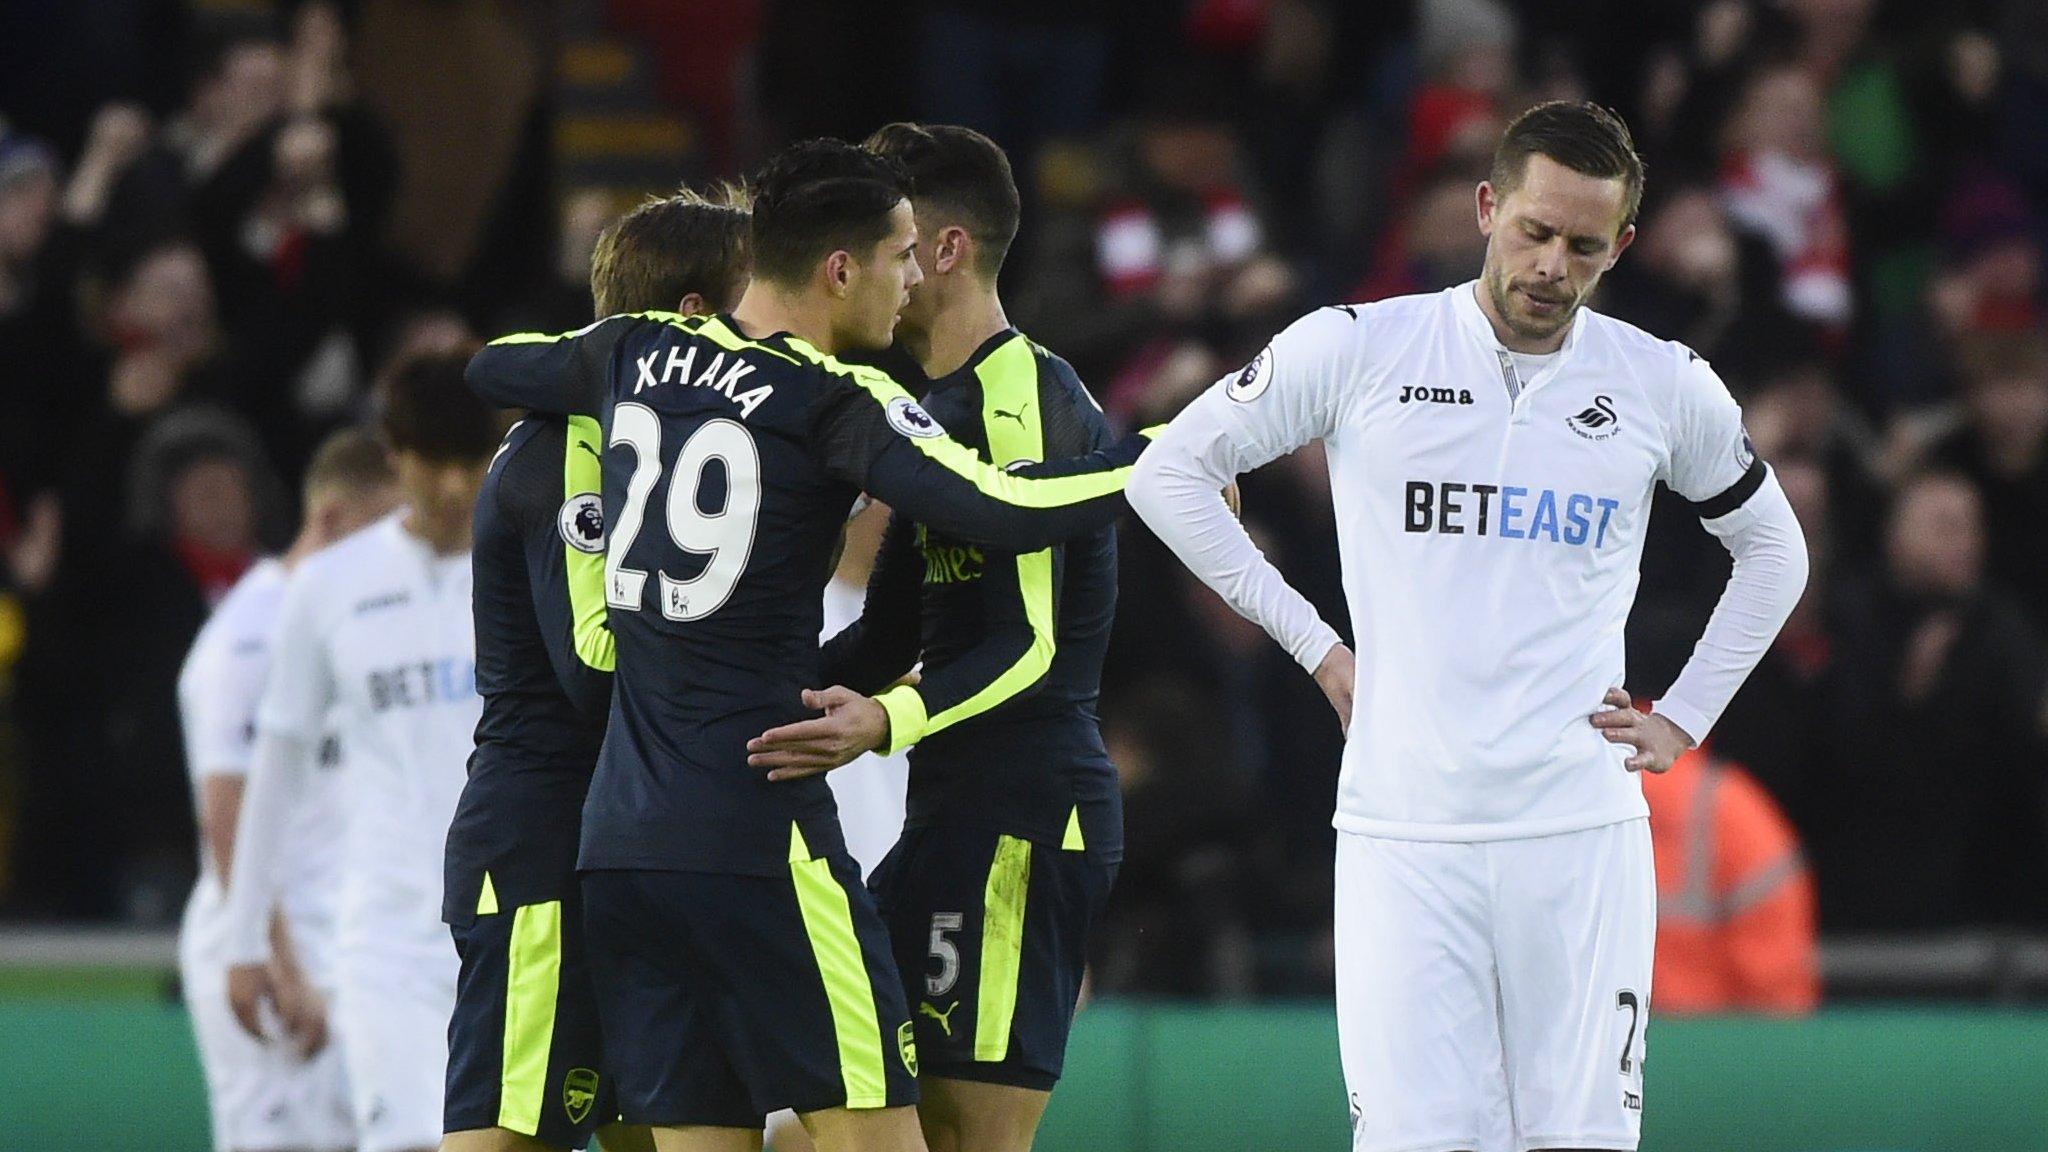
[{"xmin": 1690, "ymin": 457, "xmax": 1768, "ymax": 521}]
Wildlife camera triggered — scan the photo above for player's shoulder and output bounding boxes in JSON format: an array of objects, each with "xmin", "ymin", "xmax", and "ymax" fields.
[
  {"xmin": 182, "ymin": 558, "xmax": 287, "ymax": 676},
  {"xmin": 1021, "ymin": 333, "xmax": 1079, "ymax": 385},
  {"xmin": 487, "ymin": 422, "xmax": 583, "ymax": 546},
  {"xmin": 783, "ymin": 333, "xmax": 902, "ymax": 394},
  {"xmin": 1020, "ymin": 334, "xmax": 1110, "ymax": 424},
  {"xmin": 776, "ymin": 332, "xmax": 940, "ymax": 441},
  {"xmin": 1579, "ymin": 305, "xmax": 1708, "ymax": 379},
  {"xmin": 600, "ymin": 309, "xmax": 703, "ymax": 341},
  {"xmin": 210, "ymin": 558, "xmax": 289, "ymax": 633},
  {"xmin": 1270, "ymin": 291, "xmax": 1444, "ymax": 361},
  {"xmin": 1340, "ymin": 289, "xmax": 1452, "ymax": 327},
  {"xmin": 487, "ymin": 309, "xmax": 679, "ymax": 353},
  {"xmin": 490, "ymin": 416, "xmax": 570, "ymax": 497},
  {"xmin": 1579, "ymin": 304, "xmax": 1690, "ymax": 362},
  {"xmin": 294, "ymin": 512, "xmax": 406, "ymax": 594},
  {"xmin": 590, "ymin": 309, "xmax": 737, "ymax": 370},
  {"xmin": 1579, "ymin": 305, "xmax": 1724, "ymax": 417}
]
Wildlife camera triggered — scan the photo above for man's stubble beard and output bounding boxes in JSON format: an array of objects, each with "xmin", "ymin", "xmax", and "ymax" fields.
[{"xmin": 1487, "ymin": 261, "xmax": 1585, "ymax": 344}]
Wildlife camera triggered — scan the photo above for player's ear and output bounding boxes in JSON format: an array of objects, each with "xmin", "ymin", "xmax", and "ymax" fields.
[
  {"xmin": 1476, "ymin": 181, "xmax": 1498, "ymax": 236},
  {"xmin": 823, "ymin": 249, "xmax": 854, "ymax": 297},
  {"xmin": 676, "ymin": 291, "xmax": 708, "ymax": 317},
  {"xmin": 936, "ymin": 225, "xmax": 969, "ymax": 276},
  {"xmin": 1606, "ymin": 223, "xmax": 1637, "ymax": 269},
  {"xmin": 309, "ymin": 496, "xmax": 341, "ymax": 544}
]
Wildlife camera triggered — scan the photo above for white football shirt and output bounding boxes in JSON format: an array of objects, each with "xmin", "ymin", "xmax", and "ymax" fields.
[
  {"xmin": 236, "ymin": 514, "xmax": 479, "ymax": 963},
  {"xmin": 177, "ymin": 559, "xmax": 347, "ymax": 975},
  {"xmin": 821, "ymin": 575, "xmax": 908, "ymax": 876},
  {"xmin": 1132, "ymin": 283, "xmax": 1770, "ymax": 841}
]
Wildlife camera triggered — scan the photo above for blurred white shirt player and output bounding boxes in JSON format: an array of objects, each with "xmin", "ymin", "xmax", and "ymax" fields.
[
  {"xmin": 1129, "ymin": 104, "xmax": 1808, "ymax": 1152},
  {"xmin": 224, "ymin": 350, "xmax": 504, "ymax": 1152},
  {"xmin": 179, "ymin": 429, "xmax": 397, "ymax": 1152},
  {"xmin": 823, "ymin": 499, "xmax": 910, "ymax": 876}
]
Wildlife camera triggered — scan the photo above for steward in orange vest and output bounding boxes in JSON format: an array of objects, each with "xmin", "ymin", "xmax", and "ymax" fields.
[{"xmin": 1644, "ymin": 748, "xmax": 1820, "ymax": 1013}]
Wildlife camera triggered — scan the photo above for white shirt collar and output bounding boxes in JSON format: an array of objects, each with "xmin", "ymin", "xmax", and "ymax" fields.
[{"xmin": 1452, "ymin": 280, "xmax": 1588, "ymax": 399}]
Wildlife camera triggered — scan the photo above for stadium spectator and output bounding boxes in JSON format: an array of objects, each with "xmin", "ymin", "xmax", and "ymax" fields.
[
  {"xmin": 1928, "ymin": 175, "xmax": 2042, "ymax": 342},
  {"xmin": 1925, "ymin": 331, "xmax": 2048, "ymax": 627},
  {"xmin": 1351, "ymin": 175, "xmax": 1488, "ymax": 303},
  {"xmin": 487, "ymin": 187, "xmax": 617, "ymax": 336},
  {"xmin": 15, "ymin": 405, "xmax": 280, "ymax": 922},
  {"xmin": 1704, "ymin": 459, "xmax": 1842, "ymax": 832},
  {"xmin": 1075, "ymin": 86, "xmax": 1298, "ymax": 421},
  {"xmin": 1717, "ymin": 63, "xmax": 1854, "ymax": 334},
  {"xmin": 912, "ymin": 2, "xmax": 1113, "ymax": 178},
  {"xmin": 0, "ymin": 125, "xmax": 74, "ymax": 503},
  {"xmin": 1644, "ymin": 747, "xmax": 1820, "ymax": 1015},
  {"xmin": 6, "ymin": 0, "xmax": 2048, "ymax": 1005},
  {"xmin": 1595, "ymin": 183, "xmax": 1809, "ymax": 387},
  {"xmin": 1814, "ymin": 472, "xmax": 2048, "ymax": 931}
]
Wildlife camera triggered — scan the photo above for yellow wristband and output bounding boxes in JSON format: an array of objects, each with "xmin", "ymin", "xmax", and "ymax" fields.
[{"xmin": 873, "ymin": 685, "xmax": 929, "ymax": 757}]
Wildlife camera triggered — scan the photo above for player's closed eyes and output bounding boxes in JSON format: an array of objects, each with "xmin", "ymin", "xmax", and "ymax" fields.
[{"xmin": 1522, "ymin": 222, "xmax": 1602, "ymax": 256}]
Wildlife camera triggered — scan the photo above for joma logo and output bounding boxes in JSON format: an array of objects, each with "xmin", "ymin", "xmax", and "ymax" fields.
[{"xmin": 1398, "ymin": 384, "xmax": 1473, "ymax": 405}]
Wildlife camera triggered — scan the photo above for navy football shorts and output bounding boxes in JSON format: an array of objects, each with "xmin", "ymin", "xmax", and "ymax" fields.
[
  {"xmin": 581, "ymin": 839, "xmax": 919, "ymax": 1126},
  {"xmin": 446, "ymin": 885, "xmax": 615, "ymax": 1148},
  {"xmin": 868, "ymin": 824, "xmax": 1116, "ymax": 1091}
]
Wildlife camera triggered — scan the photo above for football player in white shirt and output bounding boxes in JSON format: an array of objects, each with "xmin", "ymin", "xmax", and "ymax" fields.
[
  {"xmin": 820, "ymin": 498, "xmax": 910, "ymax": 877},
  {"xmin": 223, "ymin": 349, "xmax": 506, "ymax": 1152},
  {"xmin": 1127, "ymin": 102, "xmax": 1809, "ymax": 1152},
  {"xmin": 180, "ymin": 428, "xmax": 399, "ymax": 1152}
]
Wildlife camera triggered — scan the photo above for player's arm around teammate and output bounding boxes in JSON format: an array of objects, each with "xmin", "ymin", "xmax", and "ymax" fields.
[
  {"xmin": 753, "ymin": 124, "xmax": 1132, "ymax": 1152},
  {"xmin": 466, "ymin": 309, "xmax": 1155, "ymax": 562},
  {"xmin": 443, "ymin": 189, "xmax": 753, "ymax": 1152},
  {"xmin": 752, "ymin": 504, "xmax": 1054, "ymax": 780}
]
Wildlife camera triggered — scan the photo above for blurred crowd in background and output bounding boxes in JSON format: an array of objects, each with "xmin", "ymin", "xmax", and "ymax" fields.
[{"xmin": 1, "ymin": 0, "xmax": 2045, "ymax": 1000}]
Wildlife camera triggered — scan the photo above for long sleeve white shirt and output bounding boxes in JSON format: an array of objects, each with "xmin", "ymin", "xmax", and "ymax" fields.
[
  {"xmin": 1128, "ymin": 284, "xmax": 1808, "ymax": 840},
  {"xmin": 223, "ymin": 514, "xmax": 479, "ymax": 966}
]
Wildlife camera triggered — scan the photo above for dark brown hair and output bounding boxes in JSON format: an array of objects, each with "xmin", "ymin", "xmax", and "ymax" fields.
[
  {"xmin": 747, "ymin": 139, "xmax": 912, "ymax": 286},
  {"xmin": 379, "ymin": 347, "xmax": 503, "ymax": 462},
  {"xmin": 864, "ymin": 122, "xmax": 1021, "ymax": 280},
  {"xmin": 1490, "ymin": 101, "xmax": 1646, "ymax": 232},
  {"xmin": 590, "ymin": 184, "xmax": 752, "ymax": 317}
]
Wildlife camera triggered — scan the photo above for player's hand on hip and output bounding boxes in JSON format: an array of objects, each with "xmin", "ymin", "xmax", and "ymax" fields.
[
  {"xmin": 1314, "ymin": 643, "xmax": 1356, "ymax": 736},
  {"xmin": 748, "ymin": 686, "xmax": 890, "ymax": 781},
  {"xmin": 226, "ymin": 962, "xmax": 278, "ymax": 1041},
  {"xmin": 1589, "ymin": 687, "xmax": 1694, "ymax": 773}
]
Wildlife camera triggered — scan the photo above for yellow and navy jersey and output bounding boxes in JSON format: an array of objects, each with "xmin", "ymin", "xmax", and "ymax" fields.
[
  {"xmin": 446, "ymin": 415, "xmax": 613, "ymax": 921},
  {"xmin": 820, "ymin": 331, "xmax": 1122, "ymax": 861},
  {"xmin": 464, "ymin": 312, "xmax": 1145, "ymax": 877}
]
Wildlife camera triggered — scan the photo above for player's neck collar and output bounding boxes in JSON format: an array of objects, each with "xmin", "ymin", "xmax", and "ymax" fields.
[{"xmin": 1453, "ymin": 279, "xmax": 1586, "ymax": 363}]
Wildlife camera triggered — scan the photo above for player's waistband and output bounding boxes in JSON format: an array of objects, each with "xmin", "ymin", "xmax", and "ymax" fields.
[{"xmin": 1331, "ymin": 799, "xmax": 1649, "ymax": 844}]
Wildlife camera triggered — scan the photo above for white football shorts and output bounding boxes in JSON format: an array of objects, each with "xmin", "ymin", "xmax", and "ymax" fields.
[
  {"xmin": 1334, "ymin": 818, "xmax": 1655, "ymax": 1152},
  {"xmin": 181, "ymin": 945, "xmax": 355, "ymax": 1152},
  {"xmin": 333, "ymin": 942, "xmax": 459, "ymax": 1152}
]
